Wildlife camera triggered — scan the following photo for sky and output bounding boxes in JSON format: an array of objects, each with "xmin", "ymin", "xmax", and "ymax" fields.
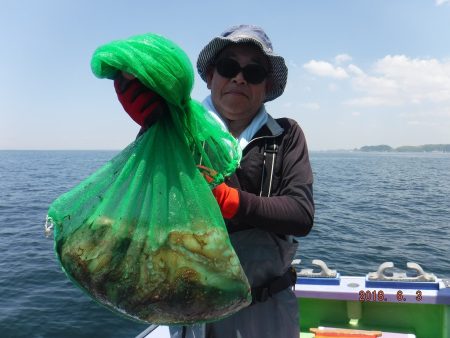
[{"xmin": 1, "ymin": 0, "xmax": 450, "ymax": 151}]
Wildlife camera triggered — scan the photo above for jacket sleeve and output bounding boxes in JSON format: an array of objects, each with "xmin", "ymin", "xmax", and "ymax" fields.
[{"xmin": 231, "ymin": 121, "xmax": 314, "ymax": 237}]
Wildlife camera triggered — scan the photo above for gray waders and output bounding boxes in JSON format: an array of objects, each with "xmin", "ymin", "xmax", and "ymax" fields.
[
  {"xmin": 205, "ymin": 229, "xmax": 299, "ymax": 338},
  {"xmin": 170, "ymin": 229, "xmax": 299, "ymax": 338}
]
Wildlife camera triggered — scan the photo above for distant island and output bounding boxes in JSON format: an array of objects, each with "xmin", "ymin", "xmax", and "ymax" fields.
[{"xmin": 357, "ymin": 144, "xmax": 450, "ymax": 153}]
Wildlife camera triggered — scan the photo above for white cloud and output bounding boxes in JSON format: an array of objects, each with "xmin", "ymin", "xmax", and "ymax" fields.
[
  {"xmin": 303, "ymin": 55, "xmax": 450, "ymax": 108},
  {"xmin": 335, "ymin": 54, "xmax": 352, "ymax": 64},
  {"xmin": 281, "ymin": 101, "xmax": 320, "ymax": 111},
  {"xmin": 303, "ymin": 60, "xmax": 349, "ymax": 79},
  {"xmin": 352, "ymin": 73, "xmax": 399, "ymax": 96},
  {"xmin": 338, "ymin": 55, "xmax": 450, "ymax": 108},
  {"xmin": 299, "ymin": 54, "xmax": 450, "ymax": 146},
  {"xmin": 344, "ymin": 96, "xmax": 402, "ymax": 107},
  {"xmin": 300, "ymin": 102, "xmax": 321, "ymax": 110},
  {"xmin": 372, "ymin": 55, "xmax": 450, "ymax": 103},
  {"xmin": 403, "ymin": 106, "xmax": 450, "ymax": 118},
  {"xmin": 328, "ymin": 83, "xmax": 338, "ymax": 92},
  {"xmin": 436, "ymin": 0, "xmax": 450, "ymax": 5},
  {"xmin": 347, "ymin": 64, "xmax": 365, "ymax": 77}
]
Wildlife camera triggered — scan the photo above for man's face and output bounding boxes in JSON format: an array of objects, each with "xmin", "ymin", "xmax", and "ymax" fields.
[{"xmin": 206, "ymin": 44, "xmax": 271, "ymax": 122}]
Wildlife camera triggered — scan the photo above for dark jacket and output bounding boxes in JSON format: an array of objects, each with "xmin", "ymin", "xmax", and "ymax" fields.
[
  {"xmin": 226, "ymin": 115, "xmax": 314, "ymax": 237},
  {"xmin": 205, "ymin": 115, "xmax": 314, "ymax": 338}
]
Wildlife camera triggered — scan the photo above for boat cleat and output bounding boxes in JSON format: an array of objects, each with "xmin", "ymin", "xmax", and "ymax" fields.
[
  {"xmin": 367, "ymin": 261, "xmax": 437, "ymax": 282},
  {"xmin": 295, "ymin": 259, "xmax": 340, "ymax": 286},
  {"xmin": 366, "ymin": 261, "xmax": 440, "ymax": 290},
  {"xmin": 297, "ymin": 259, "xmax": 338, "ymax": 278}
]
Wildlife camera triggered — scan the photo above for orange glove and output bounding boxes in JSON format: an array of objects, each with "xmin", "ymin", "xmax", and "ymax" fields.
[
  {"xmin": 212, "ymin": 182, "xmax": 240, "ymax": 219},
  {"xmin": 197, "ymin": 165, "xmax": 240, "ymax": 219}
]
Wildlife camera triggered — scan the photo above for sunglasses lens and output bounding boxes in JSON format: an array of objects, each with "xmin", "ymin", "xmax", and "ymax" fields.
[
  {"xmin": 243, "ymin": 64, "xmax": 267, "ymax": 84},
  {"xmin": 216, "ymin": 58, "xmax": 241, "ymax": 78},
  {"xmin": 215, "ymin": 58, "xmax": 267, "ymax": 84}
]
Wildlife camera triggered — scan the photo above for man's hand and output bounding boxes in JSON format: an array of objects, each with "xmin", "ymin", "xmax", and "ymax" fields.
[
  {"xmin": 114, "ymin": 72, "xmax": 167, "ymax": 127},
  {"xmin": 212, "ymin": 182, "xmax": 240, "ymax": 219},
  {"xmin": 198, "ymin": 165, "xmax": 240, "ymax": 219}
]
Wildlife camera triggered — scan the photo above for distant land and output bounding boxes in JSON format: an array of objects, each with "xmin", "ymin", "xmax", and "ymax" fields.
[{"xmin": 357, "ymin": 144, "xmax": 450, "ymax": 152}]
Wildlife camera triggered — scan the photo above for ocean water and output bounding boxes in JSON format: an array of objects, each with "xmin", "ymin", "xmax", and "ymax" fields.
[{"xmin": 0, "ymin": 150, "xmax": 449, "ymax": 338}]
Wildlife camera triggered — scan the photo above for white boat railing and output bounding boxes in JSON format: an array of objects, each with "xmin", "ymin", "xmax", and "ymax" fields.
[{"xmin": 135, "ymin": 324, "xmax": 159, "ymax": 338}]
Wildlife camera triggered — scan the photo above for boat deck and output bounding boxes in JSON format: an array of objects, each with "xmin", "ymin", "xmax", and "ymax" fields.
[{"xmin": 137, "ymin": 275, "xmax": 450, "ymax": 338}]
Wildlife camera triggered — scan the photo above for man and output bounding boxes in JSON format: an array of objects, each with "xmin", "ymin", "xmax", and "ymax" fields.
[{"xmin": 115, "ymin": 25, "xmax": 314, "ymax": 338}]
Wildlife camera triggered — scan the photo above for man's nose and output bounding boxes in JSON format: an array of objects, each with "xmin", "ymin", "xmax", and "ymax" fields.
[{"xmin": 231, "ymin": 71, "xmax": 246, "ymax": 84}]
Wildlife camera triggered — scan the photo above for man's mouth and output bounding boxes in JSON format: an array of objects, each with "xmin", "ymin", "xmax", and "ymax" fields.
[{"xmin": 224, "ymin": 90, "xmax": 248, "ymax": 97}]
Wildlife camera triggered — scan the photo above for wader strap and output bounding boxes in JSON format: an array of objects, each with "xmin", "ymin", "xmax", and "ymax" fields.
[
  {"xmin": 251, "ymin": 267, "xmax": 297, "ymax": 304},
  {"xmin": 259, "ymin": 139, "xmax": 278, "ymax": 197}
]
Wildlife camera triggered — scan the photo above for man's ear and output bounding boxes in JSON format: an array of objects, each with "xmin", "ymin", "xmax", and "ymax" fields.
[{"xmin": 206, "ymin": 66, "xmax": 214, "ymax": 90}]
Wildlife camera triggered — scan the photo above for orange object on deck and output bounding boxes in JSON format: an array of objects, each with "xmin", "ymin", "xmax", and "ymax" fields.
[{"xmin": 310, "ymin": 327, "xmax": 383, "ymax": 338}]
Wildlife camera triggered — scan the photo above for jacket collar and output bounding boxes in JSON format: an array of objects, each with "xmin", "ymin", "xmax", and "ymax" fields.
[
  {"xmin": 201, "ymin": 95, "xmax": 284, "ymax": 148},
  {"xmin": 253, "ymin": 114, "xmax": 284, "ymax": 139},
  {"xmin": 203, "ymin": 95, "xmax": 272, "ymax": 150}
]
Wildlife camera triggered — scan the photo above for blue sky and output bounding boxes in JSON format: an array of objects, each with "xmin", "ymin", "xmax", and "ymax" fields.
[{"xmin": 1, "ymin": 0, "xmax": 450, "ymax": 150}]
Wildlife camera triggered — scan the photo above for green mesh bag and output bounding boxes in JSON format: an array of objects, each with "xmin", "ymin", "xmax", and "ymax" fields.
[{"xmin": 47, "ymin": 33, "xmax": 251, "ymax": 325}]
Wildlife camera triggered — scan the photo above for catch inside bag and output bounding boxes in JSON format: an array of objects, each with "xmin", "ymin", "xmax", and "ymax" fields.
[{"xmin": 47, "ymin": 33, "xmax": 251, "ymax": 324}]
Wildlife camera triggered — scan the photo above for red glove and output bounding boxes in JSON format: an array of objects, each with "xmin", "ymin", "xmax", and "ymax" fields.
[
  {"xmin": 114, "ymin": 73, "xmax": 167, "ymax": 127},
  {"xmin": 198, "ymin": 165, "xmax": 240, "ymax": 219}
]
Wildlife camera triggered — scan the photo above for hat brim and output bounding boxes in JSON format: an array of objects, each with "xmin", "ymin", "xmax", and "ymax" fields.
[{"xmin": 197, "ymin": 37, "xmax": 287, "ymax": 102}]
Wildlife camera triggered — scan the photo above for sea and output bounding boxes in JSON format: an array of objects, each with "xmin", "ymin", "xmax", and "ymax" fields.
[{"xmin": 0, "ymin": 150, "xmax": 449, "ymax": 338}]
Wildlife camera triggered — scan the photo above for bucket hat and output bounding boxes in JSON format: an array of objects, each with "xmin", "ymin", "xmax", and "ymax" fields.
[{"xmin": 197, "ymin": 25, "xmax": 288, "ymax": 102}]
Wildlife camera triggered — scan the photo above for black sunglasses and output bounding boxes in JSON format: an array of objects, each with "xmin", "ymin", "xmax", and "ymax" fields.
[{"xmin": 214, "ymin": 58, "xmax": 268, "ymax": 84}]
